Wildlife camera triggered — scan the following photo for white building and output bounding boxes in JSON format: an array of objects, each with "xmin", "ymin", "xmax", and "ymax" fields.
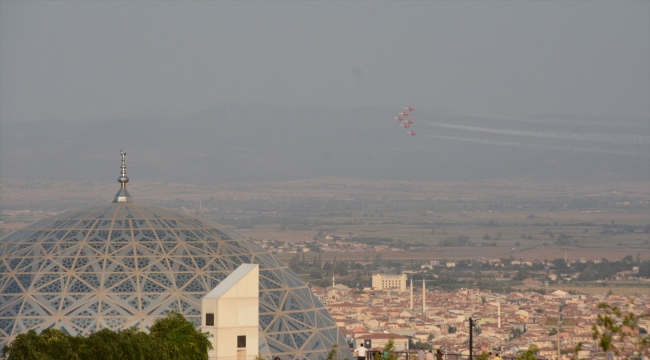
[
  {"xmin": 372, "ymin": 274, "xmax": 408, "ymax": 291},
  {"xmin": 202, "ymin": 264, "xmax": 259, "ymax": 360}
]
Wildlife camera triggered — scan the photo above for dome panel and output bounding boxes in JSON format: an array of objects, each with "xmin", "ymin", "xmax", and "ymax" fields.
[{"xmin": 0, "ymin": 203, "xmax": 352, "ymax": 360}]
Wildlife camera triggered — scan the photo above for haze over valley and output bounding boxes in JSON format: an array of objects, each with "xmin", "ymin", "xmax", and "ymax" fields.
[
  {"xmin": 2, "ymin": 104, "xmax": 647, "ymax": 184},
  {"xmin": 1, "ymin": 1, "xmax": 648, "ymax": 297}
]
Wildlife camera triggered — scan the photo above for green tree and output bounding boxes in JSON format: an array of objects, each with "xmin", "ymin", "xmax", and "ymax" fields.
[
  {"xmin": 411, "ymin": 340, "xmax": 432, "ymax": 351},
  {"xmin": 592, "ymin": 302, "xmax": 649, "ymax": 358},
  {"xmin": 326, "ymin": 344, "xmax": 339, "ymax": 360},
  {"xmin": 513, "ymin": 270, "xmax": 529, "ymax": 281},
  {"xmin": 3, "ymin": 330, "xmax": 47, "ymax": 360},
  {"xmin": 475, "ymin": 352, "xmax": 491, "ymax": 360},
  {"xmin": 85, "ymin": 328, "xmax": 121, "ymax": 360},
  {"xmin": 116, "ymin": 327, "xmax": 167, "ymax": 360},
  {"xmin": 516, "ymin": 345, "xmax": 539, "ymax": 360},
  {"xmin": 473, "ymin": 325, "xmax": 482, "ymax": 335},
  {"xmin": 39, "ymin": 328, "xmax": 77, "ymax": 360},
  {"xmin": 310, "ymin": 269, "xmax": 323, "ymax": 279},
  {"xmin": 150, "ymin": 311, "xmax": 213, "ymax": 360},
  {"xmin": 3, "ymin": 312, "xmax": 210, "ymax": 360},
  {"xmin": 382, "ymin": 336, "xmax": 398, "ymax": 360},
  {"xmin": 373, "ymin": 253, "xmax": 383, "ymax": 266}
]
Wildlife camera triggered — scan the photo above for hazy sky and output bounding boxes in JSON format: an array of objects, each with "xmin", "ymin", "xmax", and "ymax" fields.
[{"xmin": 1, "ymin": 1, "xmax": 648, "ymax": 123}]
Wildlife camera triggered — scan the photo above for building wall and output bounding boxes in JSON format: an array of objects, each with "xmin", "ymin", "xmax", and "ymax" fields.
[
  {"xmin": 372, "ymin": 274, "xmax": 407, "ymax": 291},
  {"xmin": 202, "ymin": 264, "xmax": 259, "ymax": 360}
]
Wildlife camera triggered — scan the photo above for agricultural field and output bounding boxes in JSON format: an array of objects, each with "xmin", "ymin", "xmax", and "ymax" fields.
[
  {"xmin": 1, "ymin": 177, "xmax": 648, "ymax": 294},
  {"xmin": 2, "ymin": 177, "xmax": 648, "ymax": 261}
]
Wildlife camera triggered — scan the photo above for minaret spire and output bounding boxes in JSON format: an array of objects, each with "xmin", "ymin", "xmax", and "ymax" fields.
[
  {"xmin": 422, "ymin": 278, "xmax": 426, "ymax": 315},
  {"xmin": 410, "ymin": 278, "xmax": 413, "ymax": 310},
  {"xmin": 113, "ymin": 150, "xmax": 133, "ymax": 203},
  {"xmin": 498, "ymin": 300, "xmax": 501, "ymax": 329}
]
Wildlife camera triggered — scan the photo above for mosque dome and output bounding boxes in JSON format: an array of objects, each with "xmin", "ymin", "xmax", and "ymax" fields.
[{"xmin": 0, "ymin": 153, "xmax": 352, "ymax": 360}]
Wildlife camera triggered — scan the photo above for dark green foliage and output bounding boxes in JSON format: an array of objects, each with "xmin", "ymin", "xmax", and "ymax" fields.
[
  {"xmin": 353, "ymin": 237, "xmax": 394, "ymax": 246},
  {"xmin": 592, "ymin": 302, "xmax": 649, "ymax": 357},
  {"xmin": 513, "ymin": 270, "xmax": 529, "ymax": 281},
  {"xmin": 439, "ymin": 235, "xmax": 471, "ymax": 247},
  {"xmin": 408, "ymin": 338, "xmax": 432, "ymax": 351},
  {"xmin": 382, "ymin": 336, "xmax": 398, "ymax": 360},
  {"xmin": 85, "ymin": 328, "xmax": 122, "ymax": 360},
  {"xmin": 3, "ymin": 311, "xmax": 211, "ymax": 360},
  {"xmin": 150, "ymin": 311, "xmax": 213, "ymax": 360},
  {"xmin": 39, "ymin": 329, "xmax": 80, "ymax": 360},
  {"xmin": 516, "ymin": 345, "xmax": 539, "ymax": 360},
  {"xmin": 639, "ymin": 261, "xmax": 650, "ymax": 277},
  {"xmin": 2, "ymin": 330, "xmax": 47, "ymax": 360},
  {"xmin": 326, "ymin": 344, "xmax": 339, "ymax": 360},
  {"xmin": 474, "ymin": 352, "xmax": 491, "ymax": 360},
  {"xmin": 473, "ymin": 325, "xmax": 482, "ymax": 335}
]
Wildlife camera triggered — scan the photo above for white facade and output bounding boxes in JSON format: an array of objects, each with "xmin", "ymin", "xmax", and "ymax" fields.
[
  {"xmin": 372, "ymin": 274, "xmax": 407, "ymax": 291},
  {"xmin": 202, "ymin": 264, "xmax": 259, "ymax": 360}
]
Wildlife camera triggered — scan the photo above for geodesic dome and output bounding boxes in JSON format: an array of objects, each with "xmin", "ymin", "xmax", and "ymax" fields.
[{"xmin": 0, "ymin": 156, "xmax": 352, "ymax": 360}]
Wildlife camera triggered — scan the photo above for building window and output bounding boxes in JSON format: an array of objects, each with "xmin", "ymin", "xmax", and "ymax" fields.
[
  {"xmin": 237, "ymin": 335, "xmax": 246, "ymax": 348},
  {"xmin": 206, "ymin": 313, "xmax": 214, "ymax": 326}
]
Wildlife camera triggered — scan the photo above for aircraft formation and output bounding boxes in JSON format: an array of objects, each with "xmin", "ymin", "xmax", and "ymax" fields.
[{"xmin": 394, "ymin": 107, "xmax": 416, "ymax": 136}]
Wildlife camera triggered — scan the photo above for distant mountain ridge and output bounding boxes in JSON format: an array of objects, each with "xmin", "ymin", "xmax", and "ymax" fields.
[{"xmin": 1, "ymin": 104, "xmax": 648, "ymax": 183}]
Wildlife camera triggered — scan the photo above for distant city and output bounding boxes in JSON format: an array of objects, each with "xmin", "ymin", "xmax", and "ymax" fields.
[{"xmin": 313, "ymin": 282, "xmax": 648, "ymax": 359}]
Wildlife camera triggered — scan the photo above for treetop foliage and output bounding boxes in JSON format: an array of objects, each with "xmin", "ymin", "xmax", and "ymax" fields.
[
  {"xmin": 592, "ymin": 301, "xmax": 649, "ymax": 357},
  {"xmin": 3, "ymin": 311, "xmax": 212, "ymax": 360},
  {"xmin": 516, "ymin": 345, "xmax": 539, "ymax": 360},
  {"xmin": 381, "ymin": 336, "xmax": 398, "ymax": 360}
]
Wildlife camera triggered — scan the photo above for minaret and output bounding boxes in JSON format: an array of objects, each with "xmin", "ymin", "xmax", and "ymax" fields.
[
  {"xmin": 422, "ymin": 278, "xmax": 426, "ymax": 315},
  {"xmin": 410, "ymin": 278, "xmax": 413, "ymax": 310},
  {"xmin": 498, "ymin": 300, "xmax": 501, "ymax": 329},
  {"xmin": 113, "ymin": 150, "xmax": 133, "ymax": 203}
]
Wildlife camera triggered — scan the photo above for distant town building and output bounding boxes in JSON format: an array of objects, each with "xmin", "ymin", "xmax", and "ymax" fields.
[{"xmin": 372, "ymin": 274, "xmax": 408, "ymax": 291}]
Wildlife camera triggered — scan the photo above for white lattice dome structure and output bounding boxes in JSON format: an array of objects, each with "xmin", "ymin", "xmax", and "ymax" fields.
[{"xmin": 0, "ymin": 153, "xmax": 352, "ymax": 360}]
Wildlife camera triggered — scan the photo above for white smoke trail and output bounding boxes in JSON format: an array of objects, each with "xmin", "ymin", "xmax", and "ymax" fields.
[
  {"xmin": 419, "ymin": 123, "xmax": 649, "ymax": 146},
  {"xmin": 421, "ymin": 112, "xmax": 649, "ymax": 128},
  {"xmin": 421, "ymin": 134, "xmax": 646, "ymax": 156}
]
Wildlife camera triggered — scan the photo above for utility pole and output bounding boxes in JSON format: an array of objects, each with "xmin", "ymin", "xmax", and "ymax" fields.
[
  {"xmin": 557, "ymin": 328, "xmax": 560, "ymax": 360},
  {"xmin": 557, "ymin": 307, "xmax": 563, "ymax": 360},
  {"xmin": 469, "ymin": 318, "xmax": 474, "ymax": 360}
]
